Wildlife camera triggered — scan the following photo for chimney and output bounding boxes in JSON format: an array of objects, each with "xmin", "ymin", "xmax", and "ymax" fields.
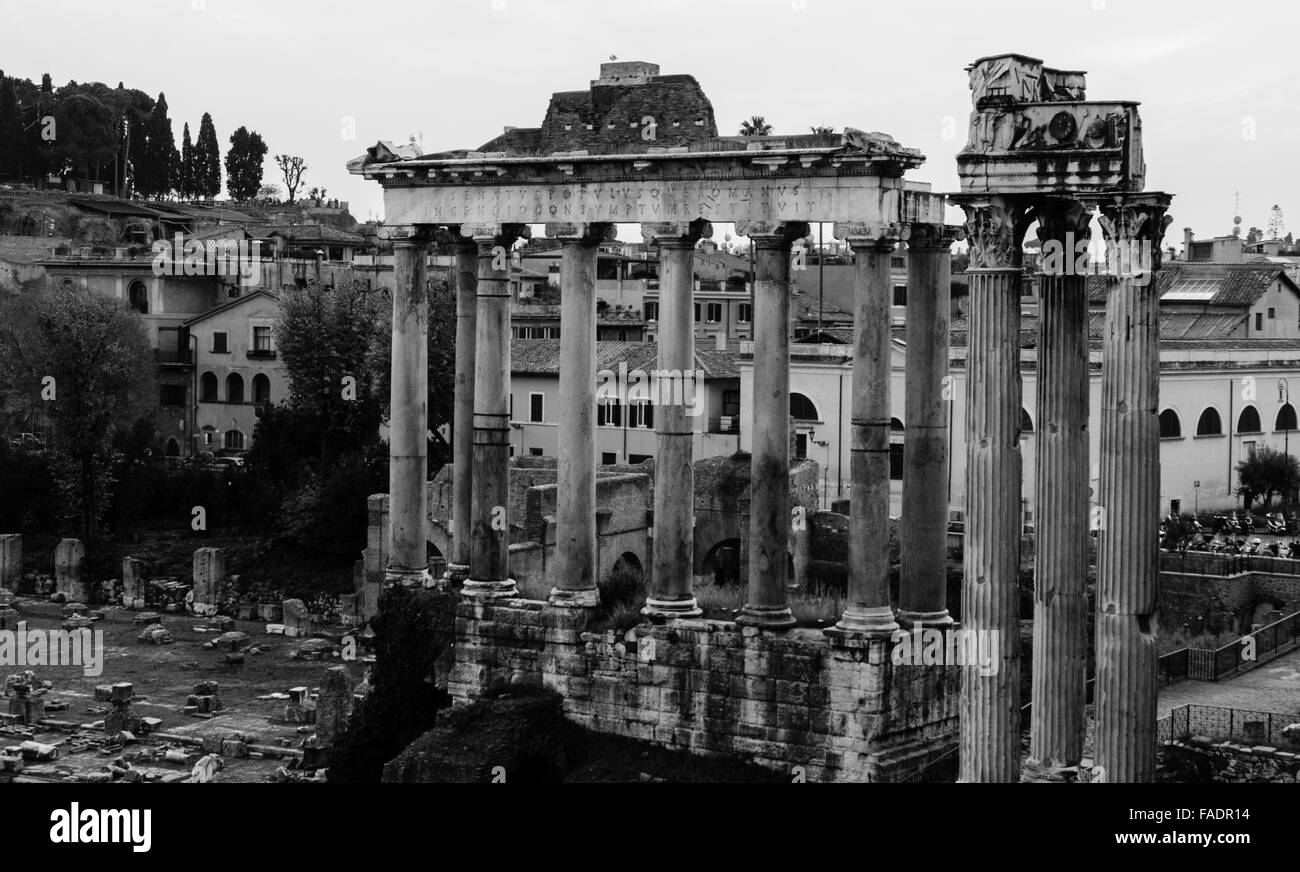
[
  {"xmin": 714, "ymin": 333, "xmax": 726, "ymax": 351},
  {"xmin": 1183, "ymin": 227, "xmax": 1194, "ymax": 259}
]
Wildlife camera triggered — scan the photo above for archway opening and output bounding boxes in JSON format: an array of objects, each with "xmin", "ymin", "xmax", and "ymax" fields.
[{"xmin": 701, "ymin": 538, "xmax": 742, "ymax": 587}]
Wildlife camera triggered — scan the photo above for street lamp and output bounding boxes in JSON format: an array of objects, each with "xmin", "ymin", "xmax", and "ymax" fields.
[
  {"xmin": 809, "ymin": 427, "xmax": 831, "ymax": 508},
  {"xmin": 1280, "ymin": 379, "xmax": 1292, "ymax": 503}
]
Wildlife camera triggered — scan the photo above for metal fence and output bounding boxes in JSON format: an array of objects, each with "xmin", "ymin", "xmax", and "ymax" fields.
[
  {"xmin": 1158, "ymin": 704, "xmax": 1300, "ymax": 749},
  {"xmin": 1161, "ymin": 550, "xmax": 1300, "ymax": 576},
  {"xmin": 1180, "ymin": 609, "xmax": 1300, "ymax": 681}
]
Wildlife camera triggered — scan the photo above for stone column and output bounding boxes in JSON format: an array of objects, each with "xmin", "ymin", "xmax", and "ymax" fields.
[
  {"xmin": 831, "ymin": 225, "xmax": 901, "ymax": 636},
  {"xmin": 462, "ymin": 223, "xmax": 529, "ymax": 599},
  {"xmin": 446, "ymin": 238, "xmax": 478, "ymax": 583},
  {"xmin": 737, "ymin": 221, "xmax": 809, "ymax": 629},
  {"xmin": 1024, "ymin": 199, "xmax": 1093, "ymax": 782},
  {"xmin": 954, "ymin": 195, "xmax": 1030, "ymax": 782},
  {"xmin": 549, "ymin": 222, "xmax": 613, "ymax": 608},
  {"xmin": 386, "ymin": 230, "xmax": 432, "ymax": 588},
  {"xmin": 1092, "ymin": 194, "xmax": 1172, "ymax": 783},
  {"xmin": 0, "ymin": 534, "xmax": 20, "ymax": 591},
  {"xmin": 898, "ymin": 223, "xmax": 960, "ymax": 628},
  {"xmin": 642, "ymin": 220, "xmax": 710, "ymax": 618}
]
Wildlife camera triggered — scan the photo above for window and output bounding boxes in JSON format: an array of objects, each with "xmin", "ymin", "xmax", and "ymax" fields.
[
  {"xmin": 1256, "ymin": 312, "xmax": 1263, "ymax": 331},
  {"xmin": 1243, "ymin": 440, "xmax": 1257, "ymax": 458},
  {"xmin": 706, "ymin": 302, "xmax": 722, "ymax": 322},
  {"xmin": 226, "ymin": 373, "xmax": 245, "ymax": 404},
  {"xmin": 1170, "ymin": 499, "xmax": 1181, "ymax": 516},
  {"xmin": 1268, "ymin": 307, "xmax": 1276, "ymax": 320},
  {"xmin": 212, "ymin": 331, "xmax": 229, "ymax": 353},
  {"xmin": 694, "ymin": 302, "xmax": 701, "ymax": 322},
  {"xmin": 529, "ymin": 393, "xmax": 544, "ymax": 423},
  {"xmin": 628, "ymin": 453, "xmax": 651, "ymax": 464},
  {"xmin": 1196, "ymin": 408, "xmax": 1223, "ymax": 436},
  {"xmin": 159, "ymin": 384, "xmax": 185, "ymax": 407},
  {"xmin": 723, "ymin": 390, "xmax": 740, "ymax": 416},
  {"xmin": 893, "ymin": 285, "xmax": 908, "ymax": 306},
  {"xmin": 253, "ymin": 326, "xmax": 272, "ymax": 351},
  {"xmin": 202, "ymin": 426, "xmax": 216, "ymax": 446},
  {"xmin": 1020, "ymin": 408, "xmax": 1034, "ymax": 435},
  {"xmin": 889, "ymin": 443, "xmax": 904, "ymax": 480},
  {"xmin": 597, "ymin": 400, "xmax": 622, "ymax": 427},
  {"xmin": 601, "ymin": 452, "xmax": 617, "ymax": 465},
  {"xmin": 738, "ymin": 303, "xmax": 752, "ymax": 323},
  {"xmin": 528, "ymin": 447, "xmax": 544, "ymax": 457},
  {"xmin": 890, "ymin": 417, "xmax": 905, "ymax": 432},
  {"xmin": 1159, "ymin": 409, "xmax": 1182, "ymax": 438},
  {"xmin": 128, "ymin": 280, "xmax": 149, "ymax": 314},
  {"xmin": 200, "ymin": 372, "xmax": 219, "ymax": 403},
  {"xmin": 795, "ymin": 433, "xmax": 807, "ymax": 460},
  {"xmin": 1237, "ymin": 406, "xmax": 1262, "ymax": 434},
  {"xmin": 224, "ymin": 430, "xmax": 244, "ymax": 450},
  {"xmin": 252, "ymin": 373, "xmax": 271, "ymax": 405},
  {"xmin": 790, "ymin": 392, "xmax": 820, "ymax": 422},
  {"xmin": 645, "ymin": 302, "xmax": 659, "ymax": 321},
  {"xmin": 891, "ymin": 256, "xmax": 905, "ymax": 269},
  {"xmin": 1277, "ymin": 403, "xmax": 1298, "ymax": 431},
  {"xmin": 629, "ymin": 402, "xmax": 654, "ymax": 429}
]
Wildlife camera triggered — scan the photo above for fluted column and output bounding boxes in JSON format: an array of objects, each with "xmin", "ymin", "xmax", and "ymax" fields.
[
  {"xmin": 1092, "ymin": 194, "xmax": 1172, "ymax": 783},
  {"xmin": 737, "ymin": 221, "xmax": 809, "ymax": 630},
  {"xmin": 642, "ymin": 220, "xmax": 710, "ymax": 618},
  {"xmin": 462, "ymin": 223, "xmax": 529, "ymax": 599},
  {"xmin": 1024, "ymin": 199, "xmax": 1093, "ymax": 781},
  {"xmin": 831, "ymin": 224, "xmax": 901, "ymax": 636},
  {"xmin": 386, "ymin": 229, "xmax": 433, "ymax": 588},
  {"xmin": 954, "ymin": 195, "xmax": 1030, "ymax": 782},
  {"xmin": 898, "ymin": 223, "xmax": 960, "ymax": 628},
  {"xmin": 446, "ymin": 237, "xmax": 477, "ymax": 583},
  {"xmin": 549, "ymin": 222, "xmax": 613, "ymax": 608}
]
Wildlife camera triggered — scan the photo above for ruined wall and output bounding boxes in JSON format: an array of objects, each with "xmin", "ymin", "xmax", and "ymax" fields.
[
  {"xmin": 1161, "ymin": 739, "xmax": 1300, "ymax": 784},
  {"xmin": 449, "ymin": 599, "xmax": 960, "ymax": 783},
  {"xmin": 1160, "ymin": 571, "xmax": 1300, "ymax": 634}
]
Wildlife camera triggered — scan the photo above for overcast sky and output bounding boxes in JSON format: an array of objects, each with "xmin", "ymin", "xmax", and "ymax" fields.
[{"xmin": 3, "ymin": 0, "xmax": 1296, "ymax": 244}]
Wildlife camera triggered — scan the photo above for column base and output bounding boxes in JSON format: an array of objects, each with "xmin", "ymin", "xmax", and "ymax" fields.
[
  {"xmin": 1021, "ymin": 759, "xmax": 1082, "ymax": 783},
  {"xmin": 641, "ymin": 596, "xmax": 703, "ymax": 619},
  {"xmin": 896, "ymin": 608, "xmax": 953, "ymax": 629},
  {"xmin": 443, "ymin": 562, "xmax": 470, "ymax": 584},
  {"xmin": 736, "ymin": 604, "xmax": 796, "ymax": 630},
  {"xmin": 461, "ymin": 578, "xmax": 518, "ymax": 600},
  {"xmin": 548, "ymin": 587, "xmax": 601, "ymax": 608},
  {"xmin": 831, "ymin": 606, "xmax": 899, "ymax": 636},
  {"xmin": 384, "ymin": 567, "xmax": 432, "ymax": 589}
]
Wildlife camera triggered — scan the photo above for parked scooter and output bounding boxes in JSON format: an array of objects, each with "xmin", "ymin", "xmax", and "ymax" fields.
[{"xmin": 1265, "ymin": 512, "xmax": 1287, "ymax": 534}]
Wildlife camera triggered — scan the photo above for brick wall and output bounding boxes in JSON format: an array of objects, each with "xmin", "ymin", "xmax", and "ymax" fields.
[{"xmin": 450, "ymin": 599, "xmax": 960, "ymax": 782}]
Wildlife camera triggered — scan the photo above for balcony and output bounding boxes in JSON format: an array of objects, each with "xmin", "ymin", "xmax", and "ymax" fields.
[
  {"xmin": 708, "ymin": 416, "xmax": 741, "ymax": 435},
  {"xmin": 154, "ymin": 348, "xmax": 193, "ymax": 365}
]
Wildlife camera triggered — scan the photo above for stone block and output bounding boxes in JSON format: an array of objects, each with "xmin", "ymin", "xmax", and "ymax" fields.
[
  {"xmin": 0, "ymin": 534, "xmax": 21, "ymax": 591},
  {"xmin": 121, "ymin": 557, "xmax": 144, "ymax": 606},
  {"xmin": 54, "ymin": 538, "xmax": 89, "ymax": 603}
]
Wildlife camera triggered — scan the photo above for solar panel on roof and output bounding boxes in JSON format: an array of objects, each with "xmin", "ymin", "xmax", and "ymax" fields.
[{"xmin": 1162, "ymin": 278, "xmax": 1223, "ymax": 301}]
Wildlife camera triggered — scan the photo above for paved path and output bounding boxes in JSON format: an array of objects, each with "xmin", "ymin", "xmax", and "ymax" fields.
[{"xmin": 1158, "ymin": 644, "xmax": 1300, "ymax": 717}]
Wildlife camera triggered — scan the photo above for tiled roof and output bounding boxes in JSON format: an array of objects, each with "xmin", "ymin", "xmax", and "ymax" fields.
[
  {"xmin": 260, "ymin": 224, "xmax": 365, "ymax": 244},
  {"xmin": 1086, "ymin": 264, "xmax": 1295, "ymax": 307},
  {"xmin": 791, "ymin": 293, "xmax": 852, "ymax": 322},
  {"xmin": 511, "ymin": 339, "xmax": 738, "ymax": 379}
]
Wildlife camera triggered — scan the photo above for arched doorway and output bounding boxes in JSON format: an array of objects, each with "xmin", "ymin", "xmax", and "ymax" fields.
[
  {"xmin": 165, "ymin": 437, "xmax": 180, "ymax": 457},
  {"xmin": 701, "ymin": 538, "xmax": 741, "ymax": 586}
]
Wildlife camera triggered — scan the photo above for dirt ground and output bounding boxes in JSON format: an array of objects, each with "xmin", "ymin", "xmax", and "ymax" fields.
[{"xmin": 2, "ymin": 601, "xmax": 369, "ymax": 783}]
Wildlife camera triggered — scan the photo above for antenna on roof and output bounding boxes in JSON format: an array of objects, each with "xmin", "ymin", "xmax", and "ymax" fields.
[{"xmin": 1233, "ymin": 191, "xmax": 1242, "ymax": 237}]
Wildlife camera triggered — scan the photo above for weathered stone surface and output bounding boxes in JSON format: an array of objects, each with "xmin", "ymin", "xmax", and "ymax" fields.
[
  {"xmin": 191, "ymin": 548, "xmax": 227, "ymax": 616},
  {"xmin": 136, "ymin": 624, "xmax": 173, "ymax": 645},
  {"xmin": 54, "ymin": 538, "xmax": 89, "ymax": 604},
  {"xmin": 0, "ymin": 534, "xmax": 21, "ymax": 591},
  {"xmin": 282, "ymin": 599, "xmax": 310, "ymax": 637},
  {"xmin": 315, "ymin": 666, "xmax": 354, "ymax": 747}
]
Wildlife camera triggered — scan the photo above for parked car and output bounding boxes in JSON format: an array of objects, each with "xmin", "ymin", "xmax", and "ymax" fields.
[
  {"xmin": 7, "ymin": 432, "xmax": 45, "ymax": 452},
  {"xmin": 208, "ymin": 456, "xmax": 245, "ymax": 472}
]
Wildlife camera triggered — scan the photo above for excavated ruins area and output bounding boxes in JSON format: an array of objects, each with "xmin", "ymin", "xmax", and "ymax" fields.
[{"xmin": 1, "ymin": 604, "xmax": 367, "ymax": 783}]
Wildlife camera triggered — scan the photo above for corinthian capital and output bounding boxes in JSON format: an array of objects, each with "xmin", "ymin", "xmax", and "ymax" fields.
[
  {"xmin": 954, "ymin": 195, "xmax": 1033, "ymax": 270},
  {"xmin": 1089, "ymin": 192, "xmax": 1173, "ymax": 276}
]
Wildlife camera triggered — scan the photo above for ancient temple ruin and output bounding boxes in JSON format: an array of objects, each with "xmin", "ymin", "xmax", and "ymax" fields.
[{"xmin": 351, "ymin": 56, "xmax": 1171, "ymax": 782}]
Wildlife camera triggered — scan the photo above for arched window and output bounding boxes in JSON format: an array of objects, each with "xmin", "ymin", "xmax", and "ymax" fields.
[
  {"xmin": 1237, "ymin": 406, "xmax": 1262, "ymax": 434},
  {"xmin": 890, "ymin": 417, "xmax": 905, "ymax": 432},
  {"xmin": 1277, "ymin": 403, "xmax": 1298, "ymax": 432},
  {"xmin": 165, "ymin": 437, "xmax": 180, "ymax": 457},
  {"xmin": 252, "ymin": 373, "xmax": 271, "ymax": 405},
  {"xmin": 1196, "ymin": 408, "xmax": 1223, "ymax": 436},
  {"xmin": 127, "ymin": 280, "xmax": 149, "ymax": 314},
  {"xmin": 1159, "ymin": 409, "xmax": 1182, "ymax": 438},
  {"xmin": 199, "ymin": 371, "xmax": 219, "ymax": 403},
  {"xmin": 224, "ymin": 430, "xmax": 244, "ymax": 450},
  {"xmin": 1020, "ymin": 408, "xmax": 1034, "ymax": 435},
  {"xmin": 790, "ymin": 392, "xmax": 820, "ymax": 421},
  {"xmin": 226, "ymin": 373, "xmax": 244, "ymax": 404}
]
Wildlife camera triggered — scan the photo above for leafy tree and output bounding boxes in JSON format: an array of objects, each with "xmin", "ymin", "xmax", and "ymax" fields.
[
  {"xmin": 1236, "ymin": 445, "xmax": 1300, "ymax": 510},
  {"xmin": 274, "ymin": 281, "xmax": 388, "ymax": 464},
  {"xmin": 307, "ymin": 185, "xmax": 328, "ymax": 202},
  {"xmin": 275, "ymin": 153, "xmax": 307, "ymax": 202},
  {"xmin": 0, "ymin": 74, "xmax": 24, "ymax": 180},
  {"xmin": 179, "ymin": 122, "xmax": 194, "ymax": 199},
  {"xmin": 136, "ymin": 92, "xmax": 177, "ymax": 197},
  {"xmin": 739, "ymin": 115, "xmax": 772, "ymax": 136},
  {"xmin": 809, "ymin": 124, "xmax": 835, "ymax": 135},
  {"xmin": 49, "ymin": 87, "xmax": 118, "ymax": 182},
  {"xmin": 256, "ymin": 183, "xmax": 281, "ymax": 203},
  {"xmin": 193, "ymin": 111, "xmax": 221, "ymax": 199},
  {"xmin": 225, "ymin": 126, "xmax": 267, "ymax": 202},
  {"xmin": 0, "ymin": 283, "xmax": 155, "ymax": 540}
]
